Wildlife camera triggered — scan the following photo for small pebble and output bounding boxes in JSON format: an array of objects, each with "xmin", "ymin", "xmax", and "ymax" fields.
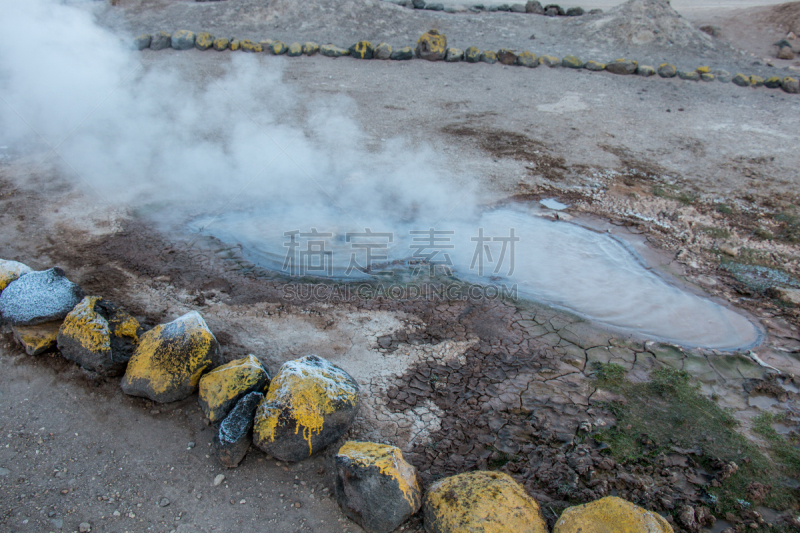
[
  {"xmin": 213, "ymin": 474, "xmax": 225, "ymax": 486},
  {"xmin": 159, "ymin": 497, "xmax": 170, "ymax": 507},
  {"xmin": 79, "ymin": 523, "xmax": 91, "ymax": 533}
]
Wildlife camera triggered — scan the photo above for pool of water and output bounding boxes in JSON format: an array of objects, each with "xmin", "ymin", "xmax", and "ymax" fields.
[{"xmin": 191, "ymin": 205, "xmax": 761, "ymax": 350}]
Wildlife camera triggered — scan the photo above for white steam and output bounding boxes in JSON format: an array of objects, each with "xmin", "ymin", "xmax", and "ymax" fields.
[{"xmin": 0, "ymin": 0, "xmax": 472, "ymax": 225}]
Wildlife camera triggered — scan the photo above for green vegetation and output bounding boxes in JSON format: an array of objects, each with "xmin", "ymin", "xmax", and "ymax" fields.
[
  {"xmin": 652, "ymin": 184, "xmax": 698, "ymax": 205},
  {"xmin": 593, "ymin": 363, "xmax": 798, "ymax": 514},
  {"xmin": 714, "ymin": 203, "xmax": 734, "ymax": 215},
  {"xmin": 753, "ymin": 227, "xmax": 775, "ymax": 241},
  {"xmin": 772, "ymin": 211, "xmax": 800, "ymax": 243},
  {"xmin": 698, "ymin": 225, "xmax": 731, "ymax": 239}
]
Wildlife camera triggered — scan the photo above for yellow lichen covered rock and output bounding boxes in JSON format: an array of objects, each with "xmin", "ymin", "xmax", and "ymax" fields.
[
  {"xmin": 516, "ymin": 51, "xmax": 537, "ymax": 67},
  {"xmin": 302, "ymin": 41, "xmax": 320, "ymax": 55},
  {"xmin": 423, "ymin": 471, "xmax": 548, "ymax": 533},
  {"xmin": 349, "ymin": 41, "xmax": 374, "ymax": 59},
  {"xmin": 0, "ymin": 259, "xmax": 32, "ymax": 292},
  {"xmin": 538, "ymin": 55, "xmax": 561, "ymax": 67},
  {"xmin": 240, "ymin": 39, "xmax": 262, "ymax": 53},
  {"xmin": 57, "ymin": 296, "xmax": 141, "ymax": 376},
  {"xmin": 12, "ymin": 320, "xmax": 61, "ymax": 356},
  {"xmin": 121, "ymin": 311, "xmax": 220, "ymax": 403},
  {"xmin": 697, "ymin": 66, "xmax": 710, "ymax": 74},
  {"xmin": 253, "ymin": 355, "xmax": 359, "ymax": 462},
  {"xmin": 553, "ymin": 496, "xmax": 674, "ymax": 533},
  {"xmin": 230, "ymin": 40, "xmax": 241, "ymax": 51},
  {"xmin": 195, "ymin": 32, "xmax": 214, "ymax": 51},
  {"xmin": 416, "ymin": 29, "xmax": 447, "ymax": 61},
  {"xmin": 335, "ymin": 441, "xmax": 422, "ymax": 533},
  {"xmin": 198, "ymin": 354, "xmax": 271, "ymax": 423},
  {"xmin": 212, "ymin": 37, "xmax": 230, "ymax": 51}
]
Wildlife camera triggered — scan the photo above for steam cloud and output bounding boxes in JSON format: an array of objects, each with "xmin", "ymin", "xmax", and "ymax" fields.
[{"xmin": 0, "ymin": 0, "xmax": 475, "ymax": 227}]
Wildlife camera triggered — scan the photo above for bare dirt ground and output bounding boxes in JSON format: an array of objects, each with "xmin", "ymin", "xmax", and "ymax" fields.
[{"xmin": 2, "ymin": 1, "xmax": 800, "ymax": 532}]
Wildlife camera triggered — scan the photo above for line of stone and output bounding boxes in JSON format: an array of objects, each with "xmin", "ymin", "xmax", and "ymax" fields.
[{"xmin": 132, "ymin": 29, "xmax": 800, "ymax": 95}]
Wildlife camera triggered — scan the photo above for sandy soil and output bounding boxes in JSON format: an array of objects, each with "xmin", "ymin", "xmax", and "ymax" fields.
[{"xmin": 2, "ymin": 1, "xmax": 800, "ymax": 532}]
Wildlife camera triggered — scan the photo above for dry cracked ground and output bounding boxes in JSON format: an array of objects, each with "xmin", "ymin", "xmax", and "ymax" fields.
[{"xmin": 2, "ymin": 1, "xmax": 800, "ymax": 532}]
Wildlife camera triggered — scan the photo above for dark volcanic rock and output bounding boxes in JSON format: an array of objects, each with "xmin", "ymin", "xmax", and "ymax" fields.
[
  {"xmin": 334, "ymin": 441, "xmax": 422, "ymax": 533},
  {"xmin": 544, "ymin": 4, "xmax": 564, "ymax": 16},
  {"xmin": 150, "ymin": 31, "xmax": 171, "ymax": 50},
  {"xmin": 605, "ymin": 59, "xmax": 638, "ymax": 75},
  {"xmin": 215, "ymin": 391, "xmax": 263, "ymax": 468},
  {"xmin": 57, "ymin": 296, "xmax": 142, "ymax": 376},
  {"xmin": 253, "ymin": 355, "xmax": 360, "ymax": 462},
  {"xmin": 497, "ymin": 49, "xmax": 517, "ymax": 65},
  {"xmin": 525, "ymin": 1, "xmax": 544, "ymax": 14},
  {"xmin": 0, "ymin": 268, "xmax": 84, "ymax": 326},
  {"xmin": 566, "ymin": 7, "xmax": 584, "ymax": 16}
]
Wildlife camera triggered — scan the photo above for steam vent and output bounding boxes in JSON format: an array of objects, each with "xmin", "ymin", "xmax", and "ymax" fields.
[{"xmin": 1, "ymin": 0, "xmax": 800, "ymax": 532}]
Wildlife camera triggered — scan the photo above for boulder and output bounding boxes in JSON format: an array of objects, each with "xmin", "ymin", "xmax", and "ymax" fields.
[
  {"xmin": 12, "ymin": 320, "xmax": 61, "ymax": 356},
  {"xmin": 782, "ymin": 77, "xmax": 800, "ymax": 94},
  {"xmin": 303, "ymin": 42, "xmax": 320, "ymax": 55},
  {"xmin": 350, "ymin": 41, "xmax": 374, "ymax": 59},
  {"xmin": 445, "ymin": 48, "xmax": 464, "ymax": 62},
  {"xmin": 516, "ymin": 51, "xmax": 537, "ymax": 67},
  {"xmin": 215, "ymin": 391, "xmax": 263, "ymax": 468},
  {"xmin": 544, "ymin": 4, "xmax": 564, "ymax": 16},
  {"xmin": 777, "ymin": 47, "xmax": 795, "ymax": 60},
  {"xmin": 766, "ymin": 287, "xmax": 800, "ymax": 305},
  {"xmin": 584, "ymin": 60, "xmax": 605, "ymax": 71},
  {"xmin": 606, "ymin": 59, "xmax": 638, "ymax": 75},
  {"xmin": 637, "ymin": 65, "xmax": 655, "ymax": 76},
  {"xmin": 199, "ymin": 354, "xmax": 270, "ymax": 423},
  {"xmin": 270, "ymin": 41, "xmax": 287, "ymax": 55},
  {"xmin": 413, "ymin": 0, "xmax": 426, "ymax": 7},
  {"xmin": 213, "ymin": 37, "xmax": 230, "ymax": 51},
  {"xmin": 374, "ymin": 43, "xmax": 392, "ymax": 59},
  {"xmin": 195, "ymin": 32, "xmax": 214, "ymax": 51},
  {"xmin": 497, "ymin": 49, "xmax": 517, "ymax": 65},
  {"xmin": 0, "ymin": 259, "xmax": 32, "ymax": 292},
  {"xmin": 678, "ymin": 70, "xmax": 700, "ymax": 81},
  {"xmin": 0, "ymin": 268, "xmax": 84, "ymax": 326},
  {"xmin": 713, "ymin": 69, "xmax": 731, "ymax": 82},
  {"xmin": 566, "ymin": 7, "xmax": 584, "ymax": 16},
  {"xmin": 765, "ymin": 76, "xmax": 783, "ymax": 89},
  {"xmin": 525, "ymin": 1, "xmax": 544, "ymax": 14},
  {"xmin": 121, "ymin": 311, "xmax": 221, "ymax": 403},
  {"xmin": 750, "ymin": 75, "xmax": 764, "ymax": 87},
  {"xmin": 57, "ymin": 296, "xmax": 141, "ymax": 376},
  {"xmin": 480, "ymin": 51, "xmax": 498, "ymax": 64},
  {"xmin": 241, "ymin": 40, "xmax": 262, "ymax": 53},
  {"xmin": 416, "ymin": 29, "xmax": 447, "ymax": 61},
  {"xmin": 134, "ymin": 34, "xmax": 151, "ymax": 51},
  {"xmin": 253, "ymin": 355, "xmax": 360, "ymax": 462},
  {"xmin": 657, "ymin": 63, "xmax": 677, "ymax": 78},
  {"xmin": 562, "ymin": 55, "xmax": 583, "ymax": 68},
  {"xmin": 390, "ymin": 47, "xmax": 414, "ymax": 60},
  {"xmin": 335, "ymin": 441, "xmax": 422, "ymax": 533},
  {"xmin": 465, "ymin": 46, "xmax": 481, "ymax": 63},
  {"xmin": 320, "ymin": 44, "xmax": 351, "ymax": 57},
  {"xmin": 424, "ymin": 471, "xmax": 548, "ymax": 533},
  {"xmin": 732, "ymin": 73, "xmax": 751, "ymax": 87},
  {"xmin": 538, "ymin": 55, "xmax": 560, "ymax": 67},
  {"xmin": 150, "ymin": 31, "xmax": 171, "ymax": 50},
  {"xmin": 553, "ymin": 496, "xmax": 674, "ymax": 533},
  {"xmin": 287, "ymin": 42, "xmax": 303, "ymax": 57},
  {"xmin": 230, "ymin": 40, "xmax": 240, "ymax": 51},
  {"xmin": 171, "ymin": 30, "xmax": 196, "ymax": 51}
]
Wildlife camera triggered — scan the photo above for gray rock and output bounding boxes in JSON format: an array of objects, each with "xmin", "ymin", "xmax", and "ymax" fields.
[
  {"xmin": 465, "ymin": 46, "xmax": 481, "ymax": 63},
  {"xmin": 171, "ymin": 30, "xmax": 196, "ymax": 51},
  {"xmin": 253, "ymin": 355, "xmax": 360, "ymax": 462},
  {"xmin": 425, "ymin": 3, "xmax": 444, "ymax": 10},
  {"xmin": 589, "ymin": 8, "xmax": 603, "ymax": 14},
  {"xmin": 782, "ymin": 77, "xmax": 800, "ymax": 94},
  {"xmin": 390, "ymin": 47, "xmax": 414, "ymax": 60},
  {"xmin": 50, "ymin": 518, "xmax": 63, "ymax": 529},
  {"xmin": 412, "ymin": 0, "xmax": 425, "ymax": 8},
  {"xmin": 678, "ymin": 70, "xmax": 701, "ymax": 81},
  {"xmin": 134, "ymin": 34, "xmax": 151, "ymax": 51},
  {"xmin": 334, "ymin": 442, "xmax": 423, "ymax": 533},
  {"xmin": 544, "ymin": 4, "xmax": 563, "ymax": 16},
  {"xmin": 511, "ymin": 4, "xmax": 526, "ymax": 12},
  {"xmin": 159, "ymin": 497, "xmax": 170, "ymax": 507},
  {"xmin": 150, "ymin": 31, "xmax": 171, "ymax": 50},
  {"xmin": 712, "ymin": 69, "xmax": 731, "ymax": 83},
  {"xmin": 0, "ymin": 268, "xmax": 84, "ymax": 326},
  {"xmin": 374, "ymin": 43, "xmax": 393, "ymax": 60},
  {"xmin": 57, "ymin": 297, "xmax": 141, "ymax": 377},
  {"xmin": 444, "ymin": 6, "xmax": 457, "ymax": 12},
  {"xmin": 480, "ymin": 51, "xmax": 498, "ymax": 64},
  {"xmin": 320, "ymin": 44, "xmax": 350, "ymax": 57},
  {"xmin": 215, "ymin": 391, "xmax": 263, "ymax": 467},
  {"xmin": 700, "ymin": 72, "xmax": 715, "ymax": 82},
  {"xmin": 658, "ymin": 63, "xmax": 677, "ymax": 78},
  {"xmin": 525, "ymin": 0, "xmax": 543, "ymax": 14},
  {"xmin": 637, "ymin": 65, "xmax": 655, "ymax": 76},
  {"xmin": 445, "ymin": 48, "xmax": 464, "ymax": 62},
  {"xmin": 566, "ymin": 7, "xmax": 584, "ymax": 16},
  {"xmin": 606, "ymin": 59, "xmax": 638, "ymax": 75},
  {"xmin": 732, "ymin": 73, "xmax": 751, "ymax": 87},
  {"xmin": 0, "ymin": 467, "xmax": 9, "ymax": 476},
  {"xmin": 79, "ymin": 523, "xmax": 91, "ymax": 533}
]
